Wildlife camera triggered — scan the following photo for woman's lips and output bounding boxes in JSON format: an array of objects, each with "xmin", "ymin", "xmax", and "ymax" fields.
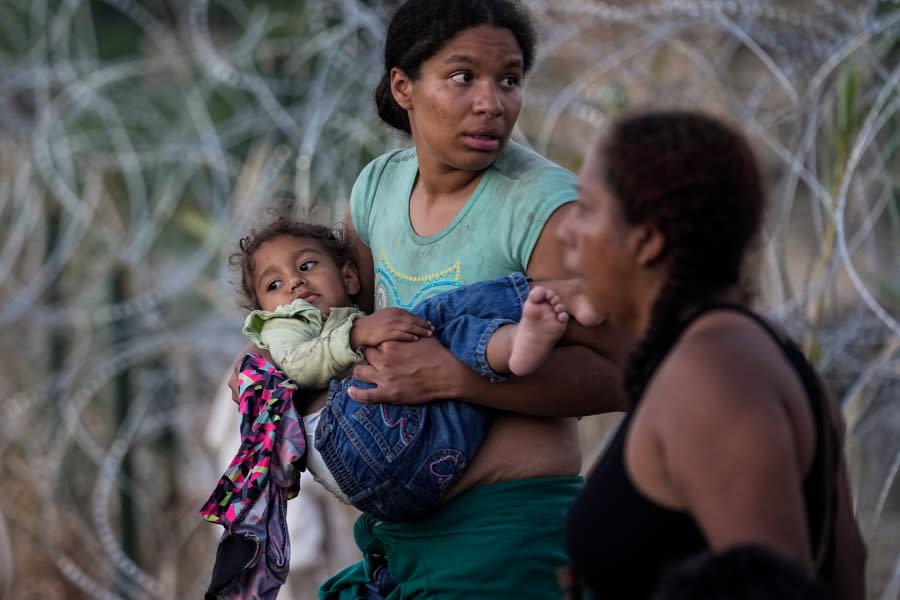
[
  {"xmin": 463, "ymin": 129, "xmax": 500, "ymax": 152},
  {"xmin": 463, "ymin": 134, "xmax": 501, "ymax": 152}
]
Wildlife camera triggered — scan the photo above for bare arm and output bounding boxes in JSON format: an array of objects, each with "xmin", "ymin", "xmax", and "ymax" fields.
[
  {"xmin": 651, "ymin": 321, "xmax": 814, "ymax": 567},
  {"xmin": 348, "ymin": 203, "xmax": 630, "ymax": 416},
  {"xmin": 352, "ymin": 336, "xmax": 623, "ymax": 416},
  {"xmin": 657, "ymin": 323, "xmax": 866, "ymax": 597},
  {"xmin": 344, "ymin": 207, "xmax": 375, "ymax": 313}
]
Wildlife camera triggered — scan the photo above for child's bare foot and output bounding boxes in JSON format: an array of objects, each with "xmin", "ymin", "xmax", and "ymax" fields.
[{"xmin": 508, "ymin": 286, "xmax": 569, "ymax": 376}]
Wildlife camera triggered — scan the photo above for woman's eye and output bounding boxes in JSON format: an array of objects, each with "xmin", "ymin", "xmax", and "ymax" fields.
[
  {"xmin": 450, "ymin": 71, "xmax": 473, "ymax": 84},
  {"xmin": 267, "ymin": 279, "xmax": 283, "ymax": 292},
  {"xmin": 500, "ymin": 75, "xmax": 521, "ymax": 88},
  {"xmin": 298, "ymin": 260, "xmax": 316, "ymax": 271}
]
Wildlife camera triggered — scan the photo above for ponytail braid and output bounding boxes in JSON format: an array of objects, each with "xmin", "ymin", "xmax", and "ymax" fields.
[{"xmin": 624, "ymin": 252, "xmax": 697, "ymax": 405}]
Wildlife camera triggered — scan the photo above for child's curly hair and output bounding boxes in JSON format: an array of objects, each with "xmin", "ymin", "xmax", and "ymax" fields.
[{"xmin": 229, "ymin": 216, "xmax": 357, "ymax": 310}]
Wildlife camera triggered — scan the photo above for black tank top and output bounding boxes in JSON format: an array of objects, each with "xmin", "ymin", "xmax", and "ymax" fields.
[{"xmin": 565, "ymin": 303, "xmax": 837, "ymax": 599}]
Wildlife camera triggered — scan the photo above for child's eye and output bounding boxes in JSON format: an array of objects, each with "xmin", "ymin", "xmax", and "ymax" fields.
[
  {"xmin": 267, "ymin": 279, "xmax": 283, "ymax": 292},
  {"xmin": 298, "ymin": 260, "xmax": 317, "ymax": 271}
]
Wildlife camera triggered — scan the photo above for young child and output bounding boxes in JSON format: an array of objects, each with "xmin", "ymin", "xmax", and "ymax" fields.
[{"xmin": 201, "ymin": 217, "xmax": 592, "ymax": 599}]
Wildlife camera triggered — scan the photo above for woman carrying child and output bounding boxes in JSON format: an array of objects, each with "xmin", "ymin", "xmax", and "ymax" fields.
[
  {"xmin": 215, "ymin": 0, "xmax": 628, "ymax": 597},
  {"xmin": 203, "ymin": 217, "xmax": 582, "ymax": 599},
  {"xmin": 316, "ymin": 0, "xmax": 628, "ymax": 597}
]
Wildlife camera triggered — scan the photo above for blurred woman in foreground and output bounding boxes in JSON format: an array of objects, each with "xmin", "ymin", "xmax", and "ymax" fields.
[{"xmin": 561, "ymin": 111, "xmax": 866, "ymax": 599}]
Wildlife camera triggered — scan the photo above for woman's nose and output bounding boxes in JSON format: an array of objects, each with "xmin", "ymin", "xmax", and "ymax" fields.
[{"xmin": 474, "ymin": 82, "xmax": 503, "ymax": 116}]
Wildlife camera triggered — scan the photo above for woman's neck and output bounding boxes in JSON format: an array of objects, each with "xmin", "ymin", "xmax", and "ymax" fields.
[
  {"xmin": 408, "ymin": 164, "xmax": 487, "ymax": 237},
  {"xmin": 415, "ymin": 160, "xmax": 487, "ymax": 197},
  {"xmin": 634, "ymin": 283, "xmax": 747, "ymax": 338},
  {"xmin": 674, "ymin": 286, "xmax": 749, "ymax": 327}
]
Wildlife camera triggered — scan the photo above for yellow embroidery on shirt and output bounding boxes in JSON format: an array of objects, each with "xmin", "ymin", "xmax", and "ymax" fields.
[{"xmin": 379, "ymin": 248, "xmax": 461, "ymax": 283}]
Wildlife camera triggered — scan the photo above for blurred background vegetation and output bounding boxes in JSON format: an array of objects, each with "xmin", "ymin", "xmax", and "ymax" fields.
[{"xmin": 0, "ymin": 0, "xmax": 897, "ymax": 598}]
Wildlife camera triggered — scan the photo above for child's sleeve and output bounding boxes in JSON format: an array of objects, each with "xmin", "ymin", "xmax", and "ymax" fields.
[{"xmin": 243, "ymin": 302, "xmax": 364, "ymax": 389}]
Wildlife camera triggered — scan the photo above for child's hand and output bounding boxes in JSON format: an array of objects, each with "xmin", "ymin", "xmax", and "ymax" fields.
[
  {"xmin": 350, "ymin": 308, "xmax": 433, "ymax": 349},
  {"xmin": 228, "ymin": 343, "xmax": 274, "ymax": 403}
]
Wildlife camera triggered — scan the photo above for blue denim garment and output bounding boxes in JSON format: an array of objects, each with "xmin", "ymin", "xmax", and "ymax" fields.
[{"xmin": 314, "ymin": 272, "xmax": 532, "ymax": 522}]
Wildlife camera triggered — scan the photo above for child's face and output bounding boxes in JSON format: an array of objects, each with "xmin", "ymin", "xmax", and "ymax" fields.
[{"xmin": 251, "ymin": 234, "xmax": 360, "ymax": 314}]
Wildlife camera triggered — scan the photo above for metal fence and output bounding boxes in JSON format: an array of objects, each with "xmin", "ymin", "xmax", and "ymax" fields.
[{"xmin": 0, "ymin": 1, "xmax": 897, "ymax": 598}]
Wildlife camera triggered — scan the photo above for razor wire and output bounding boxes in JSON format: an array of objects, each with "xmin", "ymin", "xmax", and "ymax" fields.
[{"xmin": 0, "ymin": 1, "xmax": 897, "ymax": 598}]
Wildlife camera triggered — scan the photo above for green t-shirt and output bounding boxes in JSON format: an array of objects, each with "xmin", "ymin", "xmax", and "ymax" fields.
[
  {"xmin": 350, "ymin": 140, "xmax": 576, "ymax": 309},
  {"xmin": 338, "ymin": 141, "xmax": 578, "ymax": 599}
]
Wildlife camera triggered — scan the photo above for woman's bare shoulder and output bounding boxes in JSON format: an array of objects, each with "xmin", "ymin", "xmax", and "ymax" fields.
[
  {"xmin": 638, "ymin": 311, "xmax": 817, "ymax": 560},
  {"xmin": 645, "ymin": 310, "xmax": 793, "ymax": 435}
]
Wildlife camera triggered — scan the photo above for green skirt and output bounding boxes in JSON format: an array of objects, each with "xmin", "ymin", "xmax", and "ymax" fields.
[{"xmin": 319, "ymin": 476, "xmax": 583, "ymax": 599}]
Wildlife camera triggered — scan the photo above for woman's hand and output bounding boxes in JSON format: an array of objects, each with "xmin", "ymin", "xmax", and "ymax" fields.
[{"xmin": 348, "ymin": 336, "xmax": 468, "ymax": 404}]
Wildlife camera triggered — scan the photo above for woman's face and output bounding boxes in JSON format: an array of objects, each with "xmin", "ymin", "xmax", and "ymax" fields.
[
  {"xmin": 558, "ymin": 152, "xmax": 641, "ymax": 330},
  {"xmin": 392, "ymin": 25, "xmax": 524, "ymax": 174}
]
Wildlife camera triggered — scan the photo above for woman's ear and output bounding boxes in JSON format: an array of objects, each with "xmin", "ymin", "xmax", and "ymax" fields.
[
  {"xmin": 390, "ymin": 67, "xmax": 414, "ymax": 110},
  {"xmin": 631, "ymin": 224, "xmax": 666, "ymax": 267},
  {"xmin": 343, "ymin": 262, "xmax": 361, "ymax": 297}
]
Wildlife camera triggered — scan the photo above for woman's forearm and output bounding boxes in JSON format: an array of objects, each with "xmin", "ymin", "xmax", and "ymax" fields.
[
  {"xmin": 453, "ymin": 345, "xmax": 627, "ymax": 417},
  {"xmin": 349, "ymin": 334, "xmax": 628, "ymax": 416}
]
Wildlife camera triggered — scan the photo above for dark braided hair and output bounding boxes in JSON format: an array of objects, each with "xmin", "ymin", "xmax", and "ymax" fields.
[
  {"xmin": 375, "ymin": 0, "xmax": 537, "ymax": 134},
  {"xmin": 598, "ymin": 111, "xmax": 765, "ymax": 406},
  {"xmin": 229, "ymin": 216, "xmax": 356, "ymax": 310}
]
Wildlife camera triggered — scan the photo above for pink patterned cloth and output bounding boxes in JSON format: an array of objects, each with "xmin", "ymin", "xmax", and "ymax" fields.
[{"xmin": 200, "ymin": 354, "xmax": 307, "ymax": 599}]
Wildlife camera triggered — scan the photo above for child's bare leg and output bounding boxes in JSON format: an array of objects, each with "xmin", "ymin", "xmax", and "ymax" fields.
[{"xmin": 486, "ymin": 286, "xmax": 569, "ymax": 376}]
